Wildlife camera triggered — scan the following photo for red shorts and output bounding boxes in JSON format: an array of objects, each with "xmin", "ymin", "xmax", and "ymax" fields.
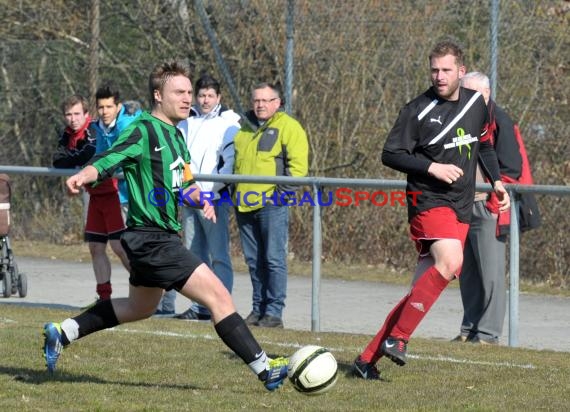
[
  {"xmin": 409, "ymin": 206, "xmax": 469, "ymax": 257},
  {"xmin": 84, "ymin": 192, "xmax": 126, "ymax": 243}
]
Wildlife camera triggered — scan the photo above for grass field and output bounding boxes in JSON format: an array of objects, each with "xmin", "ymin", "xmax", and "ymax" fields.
[{"xmin": 1, "ymin": 304, "xmax": 568, "ymax": 411}]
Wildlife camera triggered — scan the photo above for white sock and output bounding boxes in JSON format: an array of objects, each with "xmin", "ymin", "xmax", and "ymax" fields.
[
  {"xmin": 247, "ymin": 351, "xmax": 269, "ymax": 375},
  {"xmin": 60, "ymin": 318, "xmax": 80, "ymax": 343}
]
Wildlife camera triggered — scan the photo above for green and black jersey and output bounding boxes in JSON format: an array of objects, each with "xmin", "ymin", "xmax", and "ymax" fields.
[{"xmin": 89, "ymin": 111, "xmax": 194, "ymax": 232}]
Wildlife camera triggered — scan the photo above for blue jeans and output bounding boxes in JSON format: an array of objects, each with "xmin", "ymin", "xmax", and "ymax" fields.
[
  {"xmin": 157, "ymin": 289, "xmax": 177, "ymax": 313},
  {"xmin": 182, "ymin": 201, "xmax": 234, "ymax": 316},
  {"xmin": 236, "ymin": 205, "xmax": 289, "ymax": 319}
]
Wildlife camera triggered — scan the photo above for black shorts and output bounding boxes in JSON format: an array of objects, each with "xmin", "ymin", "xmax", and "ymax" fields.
[
  {"xmin": 85, "ymin": 230, "xmax": 124, "ymax": 243},
  {"xmin": 120, "ymin": 228, "xmax": 202, "ymax": 291}
]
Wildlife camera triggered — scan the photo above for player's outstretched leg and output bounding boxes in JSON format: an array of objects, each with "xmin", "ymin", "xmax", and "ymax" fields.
[
  {"xmin": 41, "ymin": 296, "xmax": 139, "ymax": 374},
  {"xmin": 214, "ymin": 311, "xmax": 289, "ymax": 391},
  {"xmin": 182, "ymin": 264, "xmax": 290, "ymax": 391}
]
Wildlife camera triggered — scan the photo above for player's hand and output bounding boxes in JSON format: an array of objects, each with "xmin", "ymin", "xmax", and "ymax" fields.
[
  {"xmin": 202, "ymin": 200, "xmax": 217, "ymax": 223},
  {"xmin": 427, "ymin": 162, "xmax": 464, "ymax": 184},
  {"xmin": 493, "ymin": 181, "xmax": 510, "ymax": 212},
  {"xmin": 66, "ymin": 174, "xmax": 86, "ymax": 195},
  {"xmin": 65, "ymin": 166, "xmax": 98, "ymax": 195}
]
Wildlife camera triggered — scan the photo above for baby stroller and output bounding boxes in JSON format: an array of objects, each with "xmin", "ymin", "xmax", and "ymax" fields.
[{"xmin": 0, "ymin": 174, "xmax": 27, "ymax": 298}]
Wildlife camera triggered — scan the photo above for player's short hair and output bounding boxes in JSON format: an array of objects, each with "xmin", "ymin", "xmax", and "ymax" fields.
[
  {"xmin": 429, "ymin": 40, "xmax": 465, "ymax": 67},
  {"xmin": 61, "ymin": 94, "xmax": 89, "ymax": 114},
  {"xmin": 148, "ymin": 60, "xmax": 191, "ymax": 107}
]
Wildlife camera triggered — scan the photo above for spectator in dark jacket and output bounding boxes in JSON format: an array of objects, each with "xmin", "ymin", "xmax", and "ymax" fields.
[
  {"xmin": 52, "ymin": 94, "xmax": 95, "ymax": 169},
  {"xmin": 53, "ymin": 93, "xmax": 131, "ymax": 303}
]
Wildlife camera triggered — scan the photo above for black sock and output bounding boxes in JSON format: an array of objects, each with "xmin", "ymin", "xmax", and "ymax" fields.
[
  {"xmin": 61, "ymin": 331, "xmax": 70, "ymax": 346},
  {"xmin": 74, "ymin": 299, "xmax": 119, "ymax": 339},
  {"xmin": 215, "ymin": 312, "xmax": 265, "ymax": 377}
]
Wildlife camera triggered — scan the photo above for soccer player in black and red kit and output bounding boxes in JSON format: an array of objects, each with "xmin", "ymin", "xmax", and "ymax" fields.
[{"xmin": 352, "ymin": 40, "xmax": 510, "ymax": 380}]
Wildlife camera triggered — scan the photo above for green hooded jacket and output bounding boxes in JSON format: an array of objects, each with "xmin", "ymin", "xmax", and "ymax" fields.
[{"xmin": 233, "ymin": 110, "xmax": 309, "ymax": 212}]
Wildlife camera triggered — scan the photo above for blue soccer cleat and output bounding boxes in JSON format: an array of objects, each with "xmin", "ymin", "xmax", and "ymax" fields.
[
  {"xmin": 264, "ymin": 357, "xmax": 289, "ymax": 391},
  {"xmin": 43, "ymin": 322, "xmax": 63, "ymax": 374}
]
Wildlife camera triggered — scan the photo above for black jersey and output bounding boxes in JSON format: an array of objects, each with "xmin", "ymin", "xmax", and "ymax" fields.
[
  {"xmin": 382, "ymin": 87, "xmax": 500, "ymax": 223},
  {"xmin": 89, "ymin": 112, "xmax": 194, "ymax": 232}
]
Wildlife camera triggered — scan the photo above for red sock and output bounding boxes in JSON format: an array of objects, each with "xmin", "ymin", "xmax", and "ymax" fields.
[
  {"xmin": 96, "ymin": 282, "xmax": 112, "ymax": 300},
  {"xmin": 390, "ymin": 266, "xmax": 448, "ymax": 340},
  {"xmin": 360, "ymin": 266, "xmax": 448, "ymax": 364},
  {"xmin": 361, "ymin": 294, "xmax": 409, "ymax": 364}
]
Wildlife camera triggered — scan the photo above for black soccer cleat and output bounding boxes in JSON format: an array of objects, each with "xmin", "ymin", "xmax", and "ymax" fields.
[
  {"xmin": 381, "ymin": 336, "xmax": 408, "ymax": 366},
  {"xmin": 352, "ymin": 356, "xmax": 382, "ymax": 380}
]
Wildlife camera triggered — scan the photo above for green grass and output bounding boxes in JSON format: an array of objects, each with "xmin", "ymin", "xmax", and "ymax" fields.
[{"xmin": 1, "ymin": 304, "xmax": 568, "ymax": 411}]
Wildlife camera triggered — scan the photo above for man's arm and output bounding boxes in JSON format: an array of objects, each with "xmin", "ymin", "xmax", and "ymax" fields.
[
  {"xmin": 382, "ymin": 103, "xmax": 467, "ymax": 185},
  {"xmin": 494, "ymin": 106, "xmax": 522, "ymax": 179},
  {"xmin": 52, "ymin": 134, "xmax": 96, "ymax": 168},
  {"xmin": 66, "ymin": 165, "xmax": 99, "ymax": 194},
  {"xmin": 479, "ymin": 133, "xmax": 502, "ymax": 184},
  {"xmin": 383, "ymin": 146, "xmax": 465, "ymax": 185},
  {"xmin": 283, "ymin": 123, "xmax": 309, "ymax": 178},
  {"xmin": 275, "ymin": 120, "xmax": 309, "ymax": 196},
  {"xmin": 381, "ymin": 150, "xmax": 432, "ymax": 176},
  {"xmin": 52, "ymin": 145, "xmax": 76, "ymax": 168},
  {"xmin": 210, "ymin": 124, "xmax": 238, "ymax": 194},
  {"xmin": 218, "ymin": 125, "xmax": 238, "ymax": 176},
  {"xmin": 180, "ymin": 183, "xmax": 216, "ymax": 222},
  {"xmin": 479, "ymin": 138, "xmax": 510, "ymax": 211},
  {"xmin": 381, "ymin": 105, "xmax": 432, "ymax": 175}
]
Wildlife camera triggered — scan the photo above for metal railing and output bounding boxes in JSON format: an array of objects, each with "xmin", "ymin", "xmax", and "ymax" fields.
[{"xmin": 2, "ymin": 165, "xmax": 570, "ymax": 347}]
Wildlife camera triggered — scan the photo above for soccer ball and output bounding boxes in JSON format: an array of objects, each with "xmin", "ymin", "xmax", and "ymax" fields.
[{"xmin": 287, "ymin": 345, "xmax": 338, "ymax": 395}]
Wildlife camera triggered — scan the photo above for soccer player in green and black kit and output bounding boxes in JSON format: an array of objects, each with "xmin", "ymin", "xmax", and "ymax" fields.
[{"xmin": 42, "ymin": 61, "xmax": 289, "ymax": 391}]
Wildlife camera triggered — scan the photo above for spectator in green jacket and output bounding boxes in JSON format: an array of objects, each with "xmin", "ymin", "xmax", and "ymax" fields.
[{"xmin": 234, "ymin": 82, "xmax": 309, "ymax": 328}]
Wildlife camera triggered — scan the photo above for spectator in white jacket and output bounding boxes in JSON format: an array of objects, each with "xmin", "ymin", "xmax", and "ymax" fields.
[{"xmin": 157, "ymin": 74, "xmax": 240, "ymax": 320}]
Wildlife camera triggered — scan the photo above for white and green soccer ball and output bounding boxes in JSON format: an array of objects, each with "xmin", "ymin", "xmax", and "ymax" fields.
[{"xmin": 287, "ymin": 345, "xmax": 338, "ymax": 395}]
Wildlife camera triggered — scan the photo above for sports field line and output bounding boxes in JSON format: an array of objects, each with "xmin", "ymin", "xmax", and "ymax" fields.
[{"xmin": 110, "ymin": 326, "xmax": 536, "ymax": 370}]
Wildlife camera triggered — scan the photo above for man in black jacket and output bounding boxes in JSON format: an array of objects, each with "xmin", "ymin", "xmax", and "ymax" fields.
[
  {"xmin": 53, "ymin": 93, "xmax": 130, "ymax": 303},
  {"xmin": 52, "ymin": 94, "xmax": 95, "ymax": 169}
]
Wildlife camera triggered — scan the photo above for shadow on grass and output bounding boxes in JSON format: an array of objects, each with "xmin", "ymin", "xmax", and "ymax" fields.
[
  {"xmin": 0, "ymin": 365, "xmax": 202, "ymax": 390},
  {"xmin": 221, "ymin": 350, "xmax": 393, "ymax": 384}
]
